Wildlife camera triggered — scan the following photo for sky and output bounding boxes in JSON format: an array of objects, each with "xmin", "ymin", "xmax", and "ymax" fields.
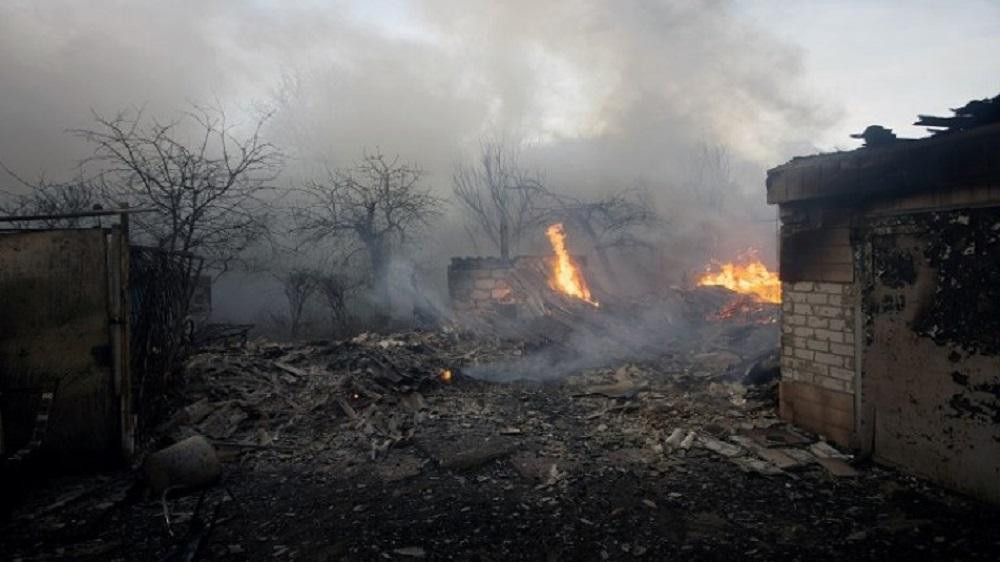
[{"xmin": 737, "ymin": 0, "xmax": 1000, "ymax": 149}]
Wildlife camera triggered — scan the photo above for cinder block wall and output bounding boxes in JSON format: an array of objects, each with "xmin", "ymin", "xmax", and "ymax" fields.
[
  {"xmin": 447, "ymin": 258, "xmax": 516, "ymax": 312},
  {"xmin": 448, "ymin": 255, "xmax": 593, "ymax": 321},
  {"xmin": 778, "ymin": 279, "xmax": 859, "ymax": 447},
  {"xmin": 780, "ymin": 281, "xmax": 858, "ymax": 393}
]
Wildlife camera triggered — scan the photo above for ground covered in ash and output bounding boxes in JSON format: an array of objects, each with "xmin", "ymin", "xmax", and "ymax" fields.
[{"xmin": 2, "ymin": 328, "xmax": 999, "ymax": 561}]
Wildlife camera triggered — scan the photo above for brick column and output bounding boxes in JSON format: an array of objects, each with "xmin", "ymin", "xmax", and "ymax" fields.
[{"xmin": 779, "ymin": 281, "xmax": 859, "ymax": 446}]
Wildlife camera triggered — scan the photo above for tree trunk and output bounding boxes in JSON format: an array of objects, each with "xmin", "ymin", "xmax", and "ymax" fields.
[
  {"xmin": 499, "ymin": 219, "xmax": 510, "ymax": 261},
  {"xmin": 368, "ymin": 244, "xmax": 391, "ymax": 310},
  {"xmin": 577, "ymin": 219, "xmax": 617, "ymax": 284}
]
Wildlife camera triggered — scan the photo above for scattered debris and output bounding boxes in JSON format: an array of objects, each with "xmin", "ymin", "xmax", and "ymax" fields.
[
  {"xmin": 816, "ymin": 457, "xmax": 859, "ymax": 477},
  {"xmin": 2, "ymin": 328, "xmax": 995, "ymax": 560},
  {"xmin": 394, "ymin": 546, "xmax": 427, "ymax": 558}
]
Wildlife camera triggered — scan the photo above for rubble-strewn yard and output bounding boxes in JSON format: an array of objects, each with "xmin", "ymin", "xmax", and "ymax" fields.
[{"xmin": 2, "ymin": 324, "xmax": 998, "ymax": 561}]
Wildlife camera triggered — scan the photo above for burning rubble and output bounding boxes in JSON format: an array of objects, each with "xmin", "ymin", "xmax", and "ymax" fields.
[
  {"xmin": 0, "ymin": 217, "xmax": 985, "ymax": 559},
  {"xmin": 696, "ymin": 251, "xmax": 781, "ymax": 304},
  {"xmin": 3, "ymin": 328, "xmax": 997, "ymax": 560},
  {"xmin": 694, "ymin": 252, "xmax": 781, "ymax": 324},
  {"xmin": 1, "ymin": 2, "xmax": 998, "ymax": 558},
  {"xmin": 11, "ymin": 209, "xmax": 991, "ymax": 561}
]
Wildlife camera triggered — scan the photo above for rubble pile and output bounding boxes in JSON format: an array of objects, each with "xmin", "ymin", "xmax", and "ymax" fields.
[
  {"xmin": 461, "ymin": 285, "xmax": 781, "ymax": 381},
  {"xmin": 156, "ymin": 330, "xmax": 523, "ymax": 471},
  {"xmin": 2, "ymin": 328, "xmax": 997, "ymax": 561}
]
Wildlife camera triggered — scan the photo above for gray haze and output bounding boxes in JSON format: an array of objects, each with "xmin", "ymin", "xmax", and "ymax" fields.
[
  {"xmin": 0, "ymin": 1, "xmax": 827, "ymax": 184},
  {"xmin": 0, "ymin": 0, "xmax": 850, "ymax": 321}
]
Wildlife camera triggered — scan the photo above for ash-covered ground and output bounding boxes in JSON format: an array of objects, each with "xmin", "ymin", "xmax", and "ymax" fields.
[{"xmin": 2, "ymin": 318, "xmax": 998, "ymax": 561}]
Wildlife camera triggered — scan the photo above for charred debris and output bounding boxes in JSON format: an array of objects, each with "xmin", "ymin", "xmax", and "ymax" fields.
[{"xmin": 2, "ymin": 94, "xmax": 1000, "ymax": 561}]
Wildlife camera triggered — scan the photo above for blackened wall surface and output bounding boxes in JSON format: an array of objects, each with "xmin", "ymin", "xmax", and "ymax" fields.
[{"xmin": 858, "ymin": 207, "xmax": 1000, "ymax": 503}]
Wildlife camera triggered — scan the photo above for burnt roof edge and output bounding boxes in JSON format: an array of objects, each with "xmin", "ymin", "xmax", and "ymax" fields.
[{"xmin": 766, "ymin": 122, "xmax": 1000, "ymax": 205}]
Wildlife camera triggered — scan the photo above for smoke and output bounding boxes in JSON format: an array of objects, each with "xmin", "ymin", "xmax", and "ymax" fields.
[
  {"xmin": 0, "ymin": 0, "xmax": 828, "ymax": 185},
  {"xmin": 0, "ymin": 0, "xmax": 833, "ymax": 322}
]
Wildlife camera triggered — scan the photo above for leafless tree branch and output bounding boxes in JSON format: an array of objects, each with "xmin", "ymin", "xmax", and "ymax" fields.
[
  {"xmin": 452, "ymin": 137, "xmax": 549, "ymax": 260},
  {"xmin": 293, "ymin": 149, "xmax": 440, "ymax": 306}
]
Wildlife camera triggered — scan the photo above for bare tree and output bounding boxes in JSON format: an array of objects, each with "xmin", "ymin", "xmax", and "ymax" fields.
[
  {"xmin": 687, "ymin": 143, "xmax": 734, "ymax": 209},
  {"xmin": 453, "ymin": 137, "xmax": 548, "ymax": 260},
  {"xmin": 550, "ymin": 189, "xmax": 662, "ymax": 281},
  {"xmin": 66, "ymin": 105, "xmax": 282, "ymax": 368},
  {"xmin": 313, "ymin": 270, "xmax": 360, "ymax": 334},
  {"xmin": 0, "ymin": 164, "xmax": 104, "ymax": 228},
  {"xmin": 278, "ymin": 268, "xmax": 317, "ymax": 339},
  {"xmin": 294, "ymin": 150, "xmax": 440, "ymax": 306},
  {"xmin": 71, "ymin": 105, "xmax": 282, "ymax": 272}
]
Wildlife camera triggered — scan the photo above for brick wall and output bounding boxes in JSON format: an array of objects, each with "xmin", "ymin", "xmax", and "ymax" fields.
[
  {"xmin": 447, "ymin": 258, "xmax": 516, "ymax": 313},
  {"xmin": 780, "ymin": 281, "xmax": 858, "ymax": 393}
]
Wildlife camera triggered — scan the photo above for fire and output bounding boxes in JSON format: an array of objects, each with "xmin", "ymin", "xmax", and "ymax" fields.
[
  {"xmin": 697, "ymin": 255, "xmax": 780, "ymax": 303},
  {"xmin": 439, "ymin": 369, "xmax": 453, "ymax": 382},
  {"xmin": 545, "ymin": 223, "xmax": 599, "ymax": 307}
]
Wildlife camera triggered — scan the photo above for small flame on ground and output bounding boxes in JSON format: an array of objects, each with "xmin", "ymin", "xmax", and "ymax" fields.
[
  {"xmin": 545, "ymin": 223, "xmax": 599, "ymax": 307},
  {"xmin": 697, "ymin": 253, "xmax": 780, "ymax": 304},
  {"xmin": 439, "ymin": 369, "xmax": 453, "ymax": 382}
]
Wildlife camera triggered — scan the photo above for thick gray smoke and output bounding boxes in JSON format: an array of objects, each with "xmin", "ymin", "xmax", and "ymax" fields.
[{"xmin": 0, "ymin": 0, "xmax": 833, "ymax": 322}]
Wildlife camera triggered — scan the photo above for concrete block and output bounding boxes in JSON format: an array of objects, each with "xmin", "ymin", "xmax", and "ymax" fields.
[
  {"xmin": 814, "ymin": 352, "xmax": 843, "ymax": 367},
  {"xmin": 793, "ymin": 326, "xmax": 814, "ymax": 337},
  {"xmin": 807, "ymin": 316, "xmax": 829, "ymax": 329},
  {"xmin": 794, "ymin": 348, "xmax": 814, "ymax": 361},
  {"xmin": 786, "ymin": 290, "xmax": 807, "ymax": 303},
  {"xmin": 785, "ymin": 314, "xmax": 806, "ymax": 326},
  {"xmin": 816, "ymin": 283, "xmax": 844, "ymax": 294},
  {"xmin": 829, "ymin": 367, "xmax": 854, "ymax": 381},
  {"xmin": 830, "ymin": 343, "xmax": 853, "ymax": 357},
  {"xmin": 793, "ymin": 282, "xmax": 815, "ymax": 291},
  {"xmin": 806, "ymin": 293, "xmax": 828, "ymax": 304},
  {"xmin": 794, "ymin": 303, "xmax": 813, "ymax": 315},
  {"xmin": 491, "ymin": 288, "xmax": 512, "ymax": 299},
  {"xmin": 806, "ymin": 339, "xmax": 829, "ymax": 352},
  {"xmin": 814, "ymin": 329, "xmax": 845, "ymax": 343},
  {"xmin": 815, "ymin": 306, "xmax": 842, "ymax": 318},
  {"xmin": 806, "ymin": 362, "xmax": 829, "ymax": 376}
]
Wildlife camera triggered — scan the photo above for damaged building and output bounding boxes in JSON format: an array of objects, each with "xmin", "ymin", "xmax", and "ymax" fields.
[{"xmin": 769, "ymin": 120, "xmax": 1000, "ymax": 502}]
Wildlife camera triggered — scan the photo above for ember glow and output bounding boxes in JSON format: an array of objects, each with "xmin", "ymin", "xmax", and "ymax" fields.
[
  {"xmin": 545, "ymin": 223, "xmax": 599, "ymax": 307},
  {"xmin": 697, "ymin": 256, "xmax": 781, "ymax": 303},
  {"xmin": 439, "ymin": 369, "xmax": 453, "ymax": 382}
]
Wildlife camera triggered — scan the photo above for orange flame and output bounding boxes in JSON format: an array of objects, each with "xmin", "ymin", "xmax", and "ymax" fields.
[
  {"xmin": 439, "ymin": 369, "xmax": 453, "ymax": 382},
  {"xmin": 697, "ymin": 255, "xmax": 780, "ymax": 303},
  {"xmin": 545, "ymin": 223, "xmax": 599, "ymax": 306}
]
